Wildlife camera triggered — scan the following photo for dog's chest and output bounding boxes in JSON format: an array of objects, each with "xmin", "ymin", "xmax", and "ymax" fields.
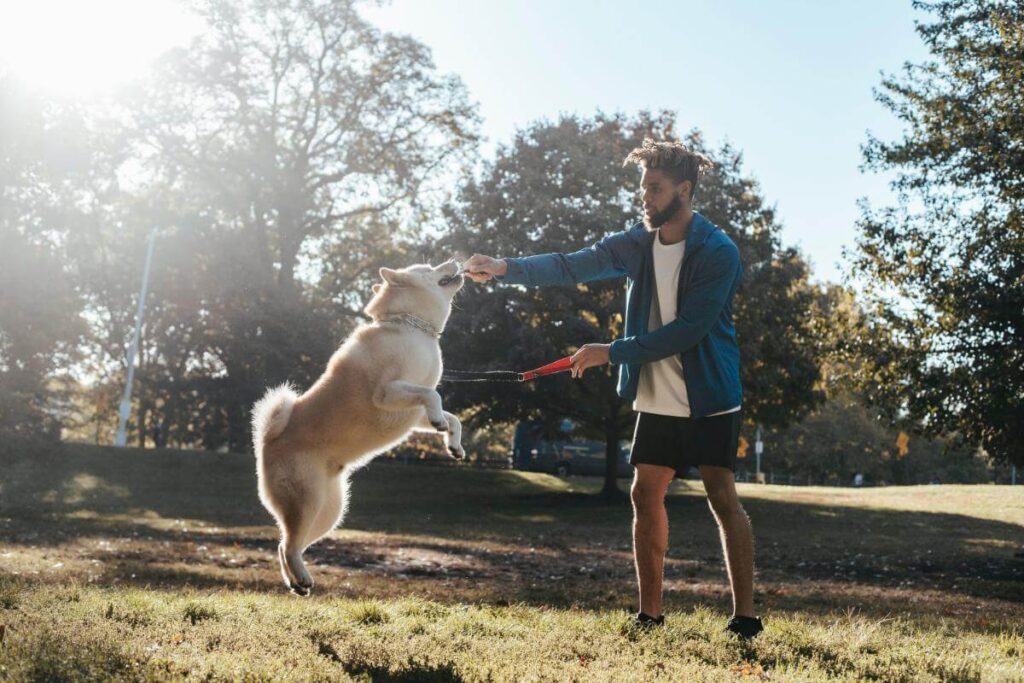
[{"xmin": 403, "ymin": 336, "xmax": 443, "ymax": 384}]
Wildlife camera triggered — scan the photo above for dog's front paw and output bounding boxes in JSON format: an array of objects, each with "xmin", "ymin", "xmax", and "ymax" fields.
[{"xmin": 448, "ymin": 444, "xmax": 465, "ymax": 460}]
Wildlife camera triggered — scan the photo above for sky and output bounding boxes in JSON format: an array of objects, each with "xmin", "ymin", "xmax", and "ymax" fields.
[
  {"xmin": 0, "ymin": 0, "xmax": 932, "ymax": 285},
  {"xmin": 361, "ymin": 1, "xmax": 932, "ymax": 285}
]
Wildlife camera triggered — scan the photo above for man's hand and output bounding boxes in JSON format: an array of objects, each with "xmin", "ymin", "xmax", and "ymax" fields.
[
  {"xmin": 570, "ymin": 343, "xmax": 611, "ymax": 378},
  {"xmin": 463, "ymin": 254, "xmax": 508, "ymax": 283}
]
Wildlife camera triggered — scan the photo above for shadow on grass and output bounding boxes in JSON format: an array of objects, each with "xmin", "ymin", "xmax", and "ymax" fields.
[
  {"xmin": 2, "ymin": 443, "xmax": 1022, "ymax": 619},
  {"xmin": 341, "ymin": 662, "xmax": 463, "ymax": 683}
]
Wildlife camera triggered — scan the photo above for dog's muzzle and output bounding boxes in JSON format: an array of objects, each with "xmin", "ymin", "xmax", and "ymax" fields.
[{"xmin": 439, "ymin": 272, "xmax": 463, "ymax": 287}]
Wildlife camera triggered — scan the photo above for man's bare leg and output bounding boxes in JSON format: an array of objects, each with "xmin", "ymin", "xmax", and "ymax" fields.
[
  {"xmin": 631, "ymin": 464, "xmax": 677, "ymax": 617},
  {"xmin": 700, "ymin": 465, "xmax": 755, "ymax": 617}
]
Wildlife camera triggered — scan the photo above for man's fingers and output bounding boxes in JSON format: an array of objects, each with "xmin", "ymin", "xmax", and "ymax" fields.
[
  {"xmin": 570, "ymin": 352, "xmax": 584, "ymax": 378},
  {"xmin": 463, "ymin": 266, "xmax": 491, "ymax": 282},
  {"xmin": 463, "ymin": 254, "xmax": 490, "ymax": 271}
]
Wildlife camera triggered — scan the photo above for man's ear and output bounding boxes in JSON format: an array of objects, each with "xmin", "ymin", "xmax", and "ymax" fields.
[
  {"xmin": 679, "ymin": 179, "xmax": 693, "ymax": 202},
  {"xmin": 379, "ymin": 267, "xmax": 407, "ymax": 286}
]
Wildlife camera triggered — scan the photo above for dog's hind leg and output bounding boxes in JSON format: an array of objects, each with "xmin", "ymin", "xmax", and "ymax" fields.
[
  {"xmin": 277, "ymin": 542, "xmax": 297, "ymax": 588},
  {"xmin": 304, "ymin": 472, "xmax": 348, "ymax": 548},
  {"xmin": 275, "ymin": 476, "xmax": 325, "ymax": 596}
]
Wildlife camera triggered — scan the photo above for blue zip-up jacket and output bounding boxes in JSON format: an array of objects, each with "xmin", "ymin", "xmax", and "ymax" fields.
[{"xmin": 500, "ymin": 211, "xmax": 743, "ymax": 417}]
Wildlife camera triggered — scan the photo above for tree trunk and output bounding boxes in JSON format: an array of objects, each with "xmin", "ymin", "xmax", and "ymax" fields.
[
  {"xmin": 137, "ymin": 399, "xmax": 148, "ymax": 449},
  {"xmin": 601, "ymin": 401, "xmax": 627, "ymax": 500},
  {"xmin": 136, "ymin": 349, "xmax": 148, "ymax": 448}
]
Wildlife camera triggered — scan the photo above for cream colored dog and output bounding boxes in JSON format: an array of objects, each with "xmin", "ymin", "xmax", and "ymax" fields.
[{"xmin": 251, "ymin": 259, "xmax": 465, "ymax": 595}]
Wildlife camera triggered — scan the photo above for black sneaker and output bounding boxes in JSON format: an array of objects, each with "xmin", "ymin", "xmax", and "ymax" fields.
[
  {"xmin": 725, "ymin": 615, "xmax": 763, "ymax": 640},
  {"xmin": 632, "ymin": 611, "xmax": 665, "ymax": 630}
]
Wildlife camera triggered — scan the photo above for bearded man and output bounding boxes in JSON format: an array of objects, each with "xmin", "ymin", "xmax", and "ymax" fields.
[{"xmin": 464, "ymin": 138, "xmax": 763, "ymax": 640}]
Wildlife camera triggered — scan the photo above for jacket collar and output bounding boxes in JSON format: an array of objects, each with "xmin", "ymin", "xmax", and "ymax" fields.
[
  {"xmin": 628, "ymin": 211, "xmax": 718, "ymax": 260},
  {"xmin": 683, "ymin": 211, "xmax": 717, "ymax": 262}
]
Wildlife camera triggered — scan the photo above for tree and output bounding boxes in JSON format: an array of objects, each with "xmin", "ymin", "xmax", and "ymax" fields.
[
  {"xmin": 850, "ymin": 0, "xmax": 1024, "ymax": 465},
  {"xmin": 754, "ymin": 283, "xmax": 996, "ymax": 486},
  {"xmin": 440, "ymin": 111, "xmax": 822, "ymax": 495},
  {"xmin": 67, "ymin": 0, "xmax": 479, "ymax": 450},
  {"xmin": 0, "ymin": 77, "xmax": 88, "ymax": 441}
]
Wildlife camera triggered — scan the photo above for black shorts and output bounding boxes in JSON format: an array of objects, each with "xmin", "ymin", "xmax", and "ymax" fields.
[{"xmin": 629, "ymin": 410, "xmax": 742, "ymax": 475}]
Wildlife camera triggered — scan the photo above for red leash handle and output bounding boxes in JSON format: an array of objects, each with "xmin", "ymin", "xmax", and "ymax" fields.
[{"xmin": 520, "ymin": 356, "xmax": 574, "ymax": 381}]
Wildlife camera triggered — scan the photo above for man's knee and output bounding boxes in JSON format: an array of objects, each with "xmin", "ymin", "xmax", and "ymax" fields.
[{"xmin": 631, "ymin": 481, "xmax": 666, "ymax": 515}]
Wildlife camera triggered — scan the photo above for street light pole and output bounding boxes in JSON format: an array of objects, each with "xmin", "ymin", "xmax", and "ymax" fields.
[
  {"xmin": 755, "ymin": 424, "xmax": 764, "ymax": 483},
  {"xmin": 114, "ymin": 229, "xmax": 157, "ymax": 448}
]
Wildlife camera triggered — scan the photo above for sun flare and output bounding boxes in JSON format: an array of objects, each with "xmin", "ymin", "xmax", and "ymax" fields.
[{"xmin": 0, "ymin": 0, "xmax": 201, "ymax": 94}]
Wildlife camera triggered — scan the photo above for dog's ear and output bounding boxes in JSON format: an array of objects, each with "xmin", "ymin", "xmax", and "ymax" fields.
[
  {"xmin": 379, "ymin": 267, "xmax": 408, "ymax": 286},
  {"xmin": 371, "ymin": 283, "xmax": 382, "ymax": 294}
]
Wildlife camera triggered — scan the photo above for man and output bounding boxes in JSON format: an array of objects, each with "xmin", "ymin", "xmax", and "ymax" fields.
[{"xmin": 463, "ymin": 138, "xmax": 763, "ymax": 640}]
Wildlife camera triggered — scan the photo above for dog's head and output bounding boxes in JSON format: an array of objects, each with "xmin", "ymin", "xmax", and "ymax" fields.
[{"xmin": 364, "ymin": 259, "xmax": 465, "ymax": 326}]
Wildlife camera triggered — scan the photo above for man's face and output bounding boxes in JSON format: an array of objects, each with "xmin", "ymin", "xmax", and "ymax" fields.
[{"xmin": 640, "ymin": 167, "xmax": 690, "ymax": 229}]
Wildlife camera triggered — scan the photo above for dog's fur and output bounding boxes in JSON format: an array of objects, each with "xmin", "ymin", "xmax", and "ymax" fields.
[{"xmin": 251, "ymin": 260, "xmax": 465, "ymax": 595}]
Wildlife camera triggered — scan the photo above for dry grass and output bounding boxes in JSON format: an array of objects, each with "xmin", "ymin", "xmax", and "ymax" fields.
[{"xmin": 0, "ymin": 443, "xmax": 1021, "ymax": 681}]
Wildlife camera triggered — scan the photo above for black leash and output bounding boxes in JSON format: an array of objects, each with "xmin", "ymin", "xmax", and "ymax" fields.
[
  {"xmin": 440, "ymin": 356, "xmax": 574, "ymax": 383},
  {"xmin": 440, "ymin": 369, "xmax": 523, "ymax": 383}
]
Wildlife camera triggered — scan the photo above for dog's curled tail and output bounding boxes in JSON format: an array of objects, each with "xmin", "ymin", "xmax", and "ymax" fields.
[{"xmin": 251, "ymin": 384, "xmax": 299, "ymax": 453}]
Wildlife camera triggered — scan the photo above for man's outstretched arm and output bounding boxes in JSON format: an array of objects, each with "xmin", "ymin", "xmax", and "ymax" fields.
[{"xmin": 463, "ymin": 231, "xmax": 633, "ymax": 287}]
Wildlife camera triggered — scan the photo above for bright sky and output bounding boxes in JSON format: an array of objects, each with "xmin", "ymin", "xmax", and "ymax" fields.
[
  {"xmin": 362, "ymin": 1, "xmax": 932, "ymax": 285},
  {"xmin": 0, "ymin": 0, "xmax": 201, "ymax": 94},
  {"xmin": 0, "ymin": 0, "xmax": 930, "ymax": 285}
]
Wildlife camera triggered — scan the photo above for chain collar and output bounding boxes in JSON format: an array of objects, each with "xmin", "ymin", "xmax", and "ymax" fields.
[{"xmin": 378, "ymin": 313, "xmax": 441, "ymax": 338}]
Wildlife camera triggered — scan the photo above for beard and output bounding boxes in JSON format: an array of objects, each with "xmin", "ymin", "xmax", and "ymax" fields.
[{"xmin": 644, "ymin": 195, "xmax": 684, "ymax": 230}]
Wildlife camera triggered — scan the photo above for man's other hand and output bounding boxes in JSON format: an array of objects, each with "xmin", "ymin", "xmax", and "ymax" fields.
[
  {"xmin": 463, "ymin": 254, "xmax": 508, "ymax": 283},
  {"xmin": 570, "ymin": 343, "xmax": 611, "ymax": 378}
]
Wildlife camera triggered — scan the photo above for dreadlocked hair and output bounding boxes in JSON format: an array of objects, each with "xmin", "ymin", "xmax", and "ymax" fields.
[{"xmin": 623, "ymin": 138, "xmax": 714, "ymax": 200}]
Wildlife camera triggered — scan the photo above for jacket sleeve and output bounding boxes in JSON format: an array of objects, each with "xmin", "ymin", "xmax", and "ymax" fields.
[
  {"xmin": 499, "ymin": 231, "xmax": 633, "ymax": 287},
  {"xmin": 609, "ymin": 242, "xmax": 741, "ymax": 365}
]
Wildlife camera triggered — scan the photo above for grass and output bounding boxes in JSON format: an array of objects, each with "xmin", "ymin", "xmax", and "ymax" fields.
[{"xmin": 0, "ymin": 442, "xmax": 1022, "ymax": 681}]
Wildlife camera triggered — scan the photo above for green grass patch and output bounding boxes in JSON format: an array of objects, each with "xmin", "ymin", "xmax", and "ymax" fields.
[{"xmin": 0, "ymin": 442, "xmax": 1021, "ymax": 681}]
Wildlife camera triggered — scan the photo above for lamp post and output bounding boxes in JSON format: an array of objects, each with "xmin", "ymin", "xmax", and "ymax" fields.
[
  {"xmin": 114, "ymin": 229, "xmax": 157, "ymax": 448},
  {"xmin": 755, "ymin": 424, "xmax": 764, "ymax": 484}
]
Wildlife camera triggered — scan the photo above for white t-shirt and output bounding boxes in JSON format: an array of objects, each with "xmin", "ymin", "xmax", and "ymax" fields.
[{"xmin": 633, "ymin": 229, "xmax": 741, "ymax": 418}]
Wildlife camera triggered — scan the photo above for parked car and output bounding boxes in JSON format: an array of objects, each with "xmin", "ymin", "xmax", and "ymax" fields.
[{"xmin": 511, "ymin": 421, "xmax": 633, "ymax": 478}]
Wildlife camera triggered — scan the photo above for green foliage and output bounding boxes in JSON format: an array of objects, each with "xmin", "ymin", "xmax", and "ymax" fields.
[
  {"xmin": 442, "ymin": 113, "xmax": 652, "ymax": 492},
  {"xmin": 762, "ymin": 391, "xmax": 992, "ymax": 485},
  {"xmin": 850, "ymin": 0, "xmax": 1024, "ymax": 465},
  {"xmin": 761, "ymin": 284, "xmax": 997, "ymax": 484}
]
